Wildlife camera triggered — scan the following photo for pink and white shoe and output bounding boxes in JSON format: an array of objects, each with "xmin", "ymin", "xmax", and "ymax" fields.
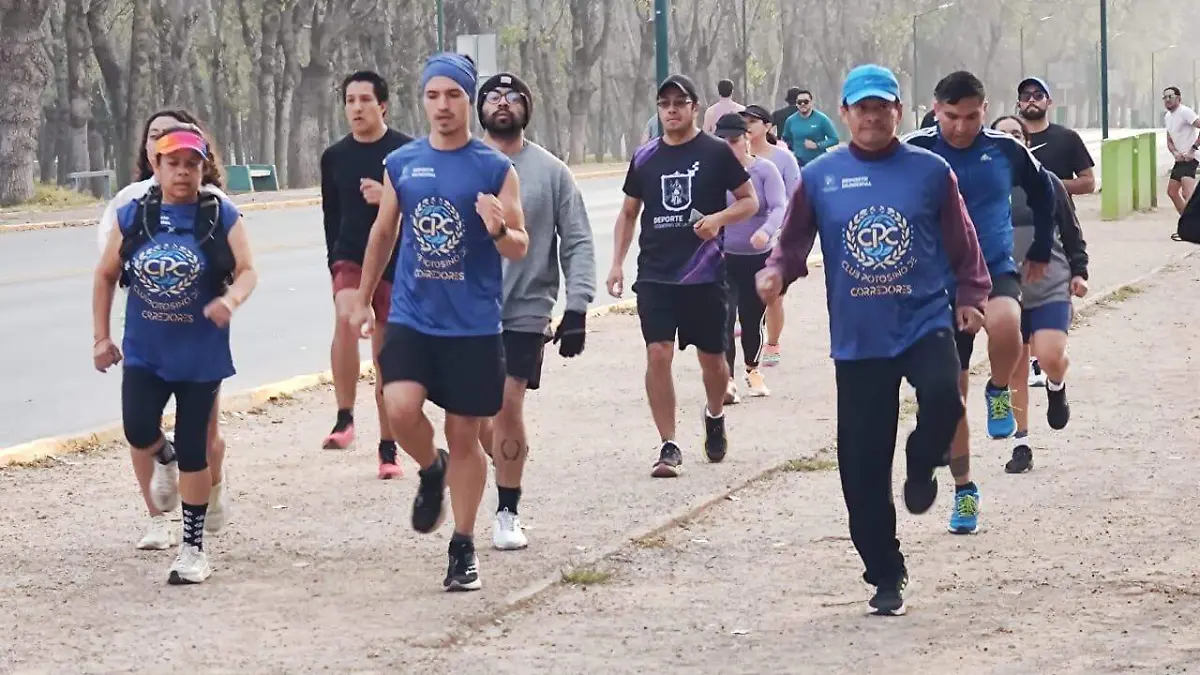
[
  {"xmin": 323, "ymin": 423, "xmax": 355, "ymax": 450},
  {"xmin": 761, "ymin": 344, "xmax": 782, "ymax": 368}
]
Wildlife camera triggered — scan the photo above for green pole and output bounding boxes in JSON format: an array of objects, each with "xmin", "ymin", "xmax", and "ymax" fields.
[
  {"xmin": 911, "ymin": 13, "xmax": 919, "ymax": 128},
  {"xmin": 1099, "ymin": 0, "xmax": 1109, "ymax": 139},
  {"xmin": 436, "ymin": 0, "xmax": 445, "ymax": 51},
  {"xmin": 655, "ymin": 0, "xmax": 669, "ymax": 137}
]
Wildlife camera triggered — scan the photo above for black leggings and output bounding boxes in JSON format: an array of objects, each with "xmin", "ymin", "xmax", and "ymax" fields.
[
  {"xmin": 833, "ymin": 327, "xmax": 963, "ymax": 586},
  {"xmin": 122, "ymin": 367, "xmax": 220, "ymax": 473},
  {"xmin": 725, "ymin": 252, "xmax": 770, "ymax": 372}
]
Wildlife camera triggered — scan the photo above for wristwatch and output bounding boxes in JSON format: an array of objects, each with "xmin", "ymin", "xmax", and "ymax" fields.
[{"xmin": 491, "ymin": 222, "xmax": 508, "ymax": 241}]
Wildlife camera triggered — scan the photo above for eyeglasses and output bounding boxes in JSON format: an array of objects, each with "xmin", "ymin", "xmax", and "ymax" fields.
[
  {"xmin": 1164, "ymin": 93, "xmax": 1179, "ymax": 100},
  {"xmin": 1018, "ymin": 91, "xmax": 1048, "ymax": 103},
  {"xmin": 485, "ymin": 90, "xmax": 525, "ymax": 105},
  {"xmin": 657, "ymin": 98, "xmax": 693, "ymax": 109},
  {"xmin": 796, "ymin": 99, "xmax": 812, "ymax": 106}
]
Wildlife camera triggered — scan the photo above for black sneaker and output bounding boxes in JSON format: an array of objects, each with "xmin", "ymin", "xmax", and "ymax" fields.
[
  {"xmin": 703, "ymin": 409, "xmax": 728, "ymax": 463},
  {"xmin": 1046, "ymin": 385, "xmax": 1070, "ymax": 430},
  {"xmin": 868, "ymin": 575, "xmax": 908, "ymax": 616},
  {"xmin": 651, "ymin": 441, "xmax": 683, "ymax": 478},
  {"xmin": 1005, "ymin": 444, "xmax": 1033, "ymax": 474},
  {"xmin": 412, "ymin": 449, "xmax": 448, "ymax": 533},
  {"xmin": 902, "ymin": 462, "xmax": 938, "ymax": 515},
  {"xmin": 444, "ymin": 540, "xmax": 482, "ymax": 591}
]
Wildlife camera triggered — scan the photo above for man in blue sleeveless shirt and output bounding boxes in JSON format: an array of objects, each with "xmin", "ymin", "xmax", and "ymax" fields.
[
  {"xmin": 349, "ymin": 53, "xmax": 529, "ymax": 593},
  {"xmin": 757, "ymin": 65, "xmax": 991, "ymax": 616},
  {"xmin": 903, "ymin": 71, "xmax": 1056, "ymax": 536}
]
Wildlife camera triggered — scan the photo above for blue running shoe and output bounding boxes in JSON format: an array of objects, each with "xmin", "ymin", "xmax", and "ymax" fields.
[
  {"xmin": 948, "ymin": 485, "xmax": 980, "ymax": 534},
  {"xmin": 984, "ymin": 383, "xmax": 1016, "ymax": 439}
]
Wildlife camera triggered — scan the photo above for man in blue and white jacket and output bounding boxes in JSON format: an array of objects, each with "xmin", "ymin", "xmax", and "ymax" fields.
[{"xmin": 903, "ymin": 70, "xmax": 1056, "ymax": 536}]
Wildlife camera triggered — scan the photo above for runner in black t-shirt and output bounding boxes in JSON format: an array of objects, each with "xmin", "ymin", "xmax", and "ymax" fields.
[
  {"xmin": 319, "ymin": 70, "xmax": 413, "ymax": 478},
  {"xmin": 1017, "ymin": 77, "xmax": 1095, "ymax": 197},
  {"xmin": 606, "ymin": 74, "xmax": 757, "ymax": 478}
]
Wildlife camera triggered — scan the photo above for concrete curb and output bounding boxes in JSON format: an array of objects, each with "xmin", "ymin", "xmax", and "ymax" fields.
[
  {"xmin": 0, "ymin": 168, "xmax": 628, "ymax": 235},
  {"xmin": 434, "ymin": 246, "xmax": 1200, "ymax": 647},
  {"xmin": 0, "ymin": 298, "xmax": 639, "ymax": 466}
]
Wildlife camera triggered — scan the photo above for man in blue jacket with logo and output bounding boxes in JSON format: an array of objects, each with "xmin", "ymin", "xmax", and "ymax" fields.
[{"xmin": 903, "ymin": 70, "xmax": 1055, "ymax": 536}]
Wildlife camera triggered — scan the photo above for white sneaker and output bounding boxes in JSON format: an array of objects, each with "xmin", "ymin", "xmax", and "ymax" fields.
[
  {"xmin": 150, "ymin": 460, "xmax": 180, "ymax": 513},
  {"xmin": 205, "ymin": 481, "xmax": 229, "ymax": 535},
  {"xmin": 137, "ymin": 515, "xmax": 177, "ymax": 551},
  {"xmin": 1028, "ymin": 358, "xmax": 1047, "ymax": 387},
  {"xmin": 745, "ymin": 368, "xmax": 771, "ymax": 397},
  {"xmin": 168, "ymin": 544, "xmax": 212, "ymax": 585},
  {"xmin": 723, "ymin": 378, "xmax": 742, "ymax": 405},
  {"xmin": 493, "ymin": 509, "xmax": 529, "ymax": 550}
]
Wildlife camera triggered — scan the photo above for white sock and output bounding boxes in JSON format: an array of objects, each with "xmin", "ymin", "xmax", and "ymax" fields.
[
  {"xmin": 1014, "ymin": 432, "xmax": 1030, "ymax": 449},
  {"xmin": 706, "ymin": 406, "xmax": 724, "ymax": 419},
  {"xmin": 1047, "ymin": 380, "xmax": 1065, "ymax": 392}
]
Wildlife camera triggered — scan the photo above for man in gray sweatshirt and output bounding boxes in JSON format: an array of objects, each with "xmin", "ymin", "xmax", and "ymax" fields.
[{"xmin": 476, "ymin": 72, "xmax": 597, "ymax": 551}]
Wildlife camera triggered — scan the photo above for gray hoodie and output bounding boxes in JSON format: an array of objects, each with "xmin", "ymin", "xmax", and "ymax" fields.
[{"xmin": 502, "ymin": 141, "xmax": 596, "ymax": 334}]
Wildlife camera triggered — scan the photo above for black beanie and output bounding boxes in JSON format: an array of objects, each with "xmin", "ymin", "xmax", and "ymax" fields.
[{"xmin": 477, "ymin": 72, "xmax": 534, "ymax": 128}]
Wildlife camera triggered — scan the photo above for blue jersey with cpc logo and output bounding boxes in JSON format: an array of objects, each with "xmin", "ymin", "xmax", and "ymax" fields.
[
  {"xmin": 384, "ymin": 137, "xmax": 512, "ymax": 337},
  {"xmin": 117, "ymin": 198, "xmax": 241, "ymax": 382}
]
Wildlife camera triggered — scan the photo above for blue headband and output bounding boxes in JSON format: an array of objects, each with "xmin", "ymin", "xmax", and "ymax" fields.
[{"xmin": 421, "ymin": 53, "xmax": 478, "ymax": 103}]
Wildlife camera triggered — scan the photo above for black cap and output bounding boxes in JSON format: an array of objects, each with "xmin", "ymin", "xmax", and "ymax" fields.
[
  {"xmin": 714, "ymin": 113, "xmax": 748, "ymax": 138},
  {"xmin": 740, "ymin": 104, "xmax": 772, "ymax": 124},
  {"xmin": 657, "ymin": 74, "xmax": 699, "ymax": 103},
  {"xmin": 477, "ymin": 72, "xmax": 534, "ymax": 128}
]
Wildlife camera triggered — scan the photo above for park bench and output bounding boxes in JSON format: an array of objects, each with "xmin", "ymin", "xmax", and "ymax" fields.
[
  {"xmin": 68, "ymin": 169, "xmax": 117, "ymax": 201},
  {"xmin": 226, "ymin": 164, "xmax": 280, "ymax": 194}
]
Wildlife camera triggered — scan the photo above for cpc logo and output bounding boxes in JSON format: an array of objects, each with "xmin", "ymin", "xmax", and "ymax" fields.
[
  {"xmin": 130, "ymin": 242, "xmax": 203, "ymax": 308},
  {"xmin": 844, "ymin": 206, "xmax": 912, "ymax": 271}
]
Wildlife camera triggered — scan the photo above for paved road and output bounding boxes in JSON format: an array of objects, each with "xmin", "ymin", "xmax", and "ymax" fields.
[{"xmin": 0, "ymin": 175, "xmax": 630, "ymax": 448}]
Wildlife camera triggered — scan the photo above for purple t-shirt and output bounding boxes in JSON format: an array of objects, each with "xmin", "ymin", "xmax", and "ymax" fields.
[
  {"xmin": 765, "ymin": 146, "xmax": 801, "ymax": 196},
  {"xmin": 724, "ymin": 157, "xmax": 786, "ymax": 255}
]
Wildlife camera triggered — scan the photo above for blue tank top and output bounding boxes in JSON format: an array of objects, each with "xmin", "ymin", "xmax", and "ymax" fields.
[
  {"xmin": 117, "ymin": 197, "xmax": 241, "ymax": 382},
  {"xmin": 384, "ymin": 137, "xmax": 512, "ymax": 336}
]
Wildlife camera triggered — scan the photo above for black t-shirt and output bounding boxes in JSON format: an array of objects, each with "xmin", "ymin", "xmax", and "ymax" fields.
[
  {"xmin": 771, "ymin": 105, "xmax": 796, "ymax": 142},
  {"xmin": 320, "ymin": 127, "xmax": 413, "ymax": 281},
  {"xmin": 920, "ymin": 110, "xmax": 937, "ymax": 129},
  {"xmin": 1029, "ymin": 123, "xmax": 1093, "ymax": 182},
  {"xmin": 623, "ymin": 131, "xmax": 751, "ymax": 285}
]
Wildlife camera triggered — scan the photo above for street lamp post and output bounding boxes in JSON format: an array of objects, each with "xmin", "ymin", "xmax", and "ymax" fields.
[
  {"xmin": 1018, "ymin": 15, "xmax": 1053, "ymax": 77},
  {"xmin": 1151, "ymin": 44, "xmax": 1176, "ymax": 123},
  {"xmin": 1099, "ymin": 0, "xmax": 1109, "ymax": 139},
  {"xmin": 911, "ymin": 2, "xmax": 955, "ymax": 127},
  {"xmin": 436, "ymin": 0, "xmax": 445, "ymax": 51},
  {"xmin": 741, "ymin": 0, "xmax": 748, "ymax": 101},
  {"xmin": 654, "ymin": 0, "xmax": 669, "ymax": 137}
]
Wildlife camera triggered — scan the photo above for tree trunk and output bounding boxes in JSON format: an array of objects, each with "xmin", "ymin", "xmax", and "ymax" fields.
[
  {"xmin": 289, "ymin": 63, "xmax": 332, "ymax": 188},
  {"xmin": 88, "ymin": 0, "xmax": 129, "ymax": 182},
  {"xmin": 49, "ymin": 3, "xmax": 71, "ymax": 185},
  {"xmin": 565, "ymin": 0, "xmax": 613, "ymax": 165},
  {"xmin": 0, "ymin": 0, "xmax": 54, "ymax": 205},
  {"xmin": 274, "ymin": 1, "xmax": 305, "ymax": 184},
  {"xmin": 124, "ymin": 0, "xmax": 154, "ymax": 182},
  {"xmin": 65, "ymin": 0, "xmax": 92, "ymax": 185},
  {"xmin": 256, "ymin": 0, "xmax": 284, "ymax": 165}
]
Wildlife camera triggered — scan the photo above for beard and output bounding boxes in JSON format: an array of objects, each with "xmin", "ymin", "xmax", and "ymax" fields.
[
  {"xmin": 1019, "ymin": 106, "xmax": 1047, "ymax": 121},
  {"xmin": 482, "ymin": 110, "xmax": 525, "ymax": 139}
]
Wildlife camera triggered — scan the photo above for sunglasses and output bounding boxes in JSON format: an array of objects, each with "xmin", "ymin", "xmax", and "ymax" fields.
[
  {"xmin": 486, "ymin": 90, "xmax": 525, "ymax": 105},
  {"xmin": 1018, "ymin": 91, "xmax": 1048, "ymax": 103},
  {"xmin": 797, "ymin": 99, "xmax": 812, "ymax": 105},
  {"xmin": 657, "ymin": 98, "xmax": 693, "ymax": 109}
]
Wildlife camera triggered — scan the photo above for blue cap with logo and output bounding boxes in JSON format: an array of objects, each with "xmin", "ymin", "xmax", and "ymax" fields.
[
  {"xmin": 842, "ymin": 64, "xmax": 901, "ymax": 105},
  {"xmin": 1018, "ymin": 76, "xmax": 1052, "ymax": 98}
]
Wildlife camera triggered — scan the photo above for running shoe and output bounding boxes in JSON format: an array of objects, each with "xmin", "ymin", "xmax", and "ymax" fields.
[
  {"xmin": 1028, "ymin": 358, "xmax": 1047, "ymax": 387},
  {"xmin": 444, "ymin": 539, "xmax": 482, "ymax": 591},
  {"xmin": 322, "ymin": 420, "xmax": 355, "ymax": 450},
  {"xmin": 984, "ymin": 383, "xmax": 1017, "ymax": 439},
  {"xmin": 948, "ymin": 485, "xmax": 980, "ymax": 534},
  {"xmin": 205, "ymin": 480, "xmax": 229, "ymax": 535},
  {"xmin": 150, "ymin": 457, "xmax": 180, "ymax": 513},
  {"xmin": 167, "ymin": 544, "xmax": 212, "ymax": 585},
  {"xmin": 1046, "ymin": 384, "xmax": 1070, "ymax": 430},
  {"xmin": 724, "ymin": 378, "xmax": 741, "ymax": 405},
  {"xmin": 1005, "ymin": 444, "xmax": 1033, "ymax": 474},
  {"xmin": 137, "ymin": 514, "xmax": 177, "ymax": 551},
  {"xmin": 378, "ymin": 443, "xmax": 403, "ymax": 480},
  {"xmin": 651, "ymin": 441, "xmax": 684, "ymax": 478},
  {"xmin": 493, "ymin": 508, "xmax": 528, "ymax": 550},
  {"xmin": 703, "ymin": 408, "xmax": 728, "ymax": 463},
  {"xmin": 745, "ymin": 368, "xmax": 770, "ymax": 397},
  {"xmin": 412, "ymin": 449, "xmax": 449, "ymax": 533},
  {"xmin": 902, "ymin": 465, "xmax": 938, "ymax": 515},
  {"xmin": 761, "ymin": 344, "xmax": 782, "ymax": 367},
  {"xmin": 869, "ymin": 575, "xmax": 908, "ymax": 616}
]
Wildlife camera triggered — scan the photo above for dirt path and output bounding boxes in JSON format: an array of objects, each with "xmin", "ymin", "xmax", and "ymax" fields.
[{"xmin": 0, "ymin": 202, "xmax": 1194, "ymax": 673}]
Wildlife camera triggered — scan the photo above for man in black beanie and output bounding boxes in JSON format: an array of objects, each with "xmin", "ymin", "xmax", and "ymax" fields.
[{"xmin": 475, "ymin": 71, "xmax": 596, "ymax": 552}]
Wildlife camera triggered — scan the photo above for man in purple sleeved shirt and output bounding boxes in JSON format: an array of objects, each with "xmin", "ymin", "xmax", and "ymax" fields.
[
  {"xmin": 756, "ymin": 65, "xmax": 991, "ymax": 617},
  {"xmin": 712, "ymin": 113, "xmax": 786, "ymax": 401}
]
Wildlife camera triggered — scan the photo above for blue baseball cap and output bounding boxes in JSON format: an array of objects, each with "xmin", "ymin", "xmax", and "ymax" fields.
[
  {"xmin": 842, "ymin": 64, "xmax": 901, "ymax": 105},
  {"xmin": 1018, "ymin": 76, "xmax": 1052, "ymax": 98}
]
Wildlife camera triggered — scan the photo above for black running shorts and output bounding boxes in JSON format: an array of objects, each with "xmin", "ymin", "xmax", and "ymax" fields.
[
  {"xmin": 503, "ymin": 330, "xmax": 547, "ymax": 391},
  {"xmin": 378, "ymin": 323, "xmax": 505, "ymax": 417},
  {"xmin": 952, "ymin": 271, "xmax": 1022, "ymax": 371},
  {"xmin": 634, "ymin": 280, "xmax": 728, "ymax": 355}
]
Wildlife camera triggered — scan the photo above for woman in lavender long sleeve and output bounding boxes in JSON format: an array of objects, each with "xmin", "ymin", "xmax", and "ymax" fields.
[{"xmin": 713, "ymin": 113, "xmax": 787, "ymax": 402}]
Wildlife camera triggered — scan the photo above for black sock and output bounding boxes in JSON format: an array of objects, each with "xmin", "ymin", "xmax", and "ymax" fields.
[
  {"xmin": 378, "ymin": 440, "xmax": 398, "ymax": 464},
  {"xmin": 985, "ymin": 379, "xmax": 1004, "ymax": 393},
  {"xmin": 450, "ymin": 531, "xmax": 473, "ymax": 548},
  {"xmin": 156, "ymin": 437, "xmax": 176, "ymax": 465},
  {"xmin": 956, "ymin": 481, "xmax": 978, "ymax": 493},
  {"xmin": 497, "ymin": 486, "xmax": 522, "ymax": 515},
  {"xmin": 182, "ymin": 502, "xmax": 208, "ymax": 550},
  {"xmin": 333, "ymin": 409, "xmax": 353, "ymax": 432}
]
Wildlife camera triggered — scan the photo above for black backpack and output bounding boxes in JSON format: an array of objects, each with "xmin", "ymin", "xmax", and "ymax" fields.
[
  {"xmin": 1173, "ymin": 187, "xmax": 1200, "ymax": 243},
  {"xmin": 118, "ymin": 185, "xmax": 235, "ymax": 294}
]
